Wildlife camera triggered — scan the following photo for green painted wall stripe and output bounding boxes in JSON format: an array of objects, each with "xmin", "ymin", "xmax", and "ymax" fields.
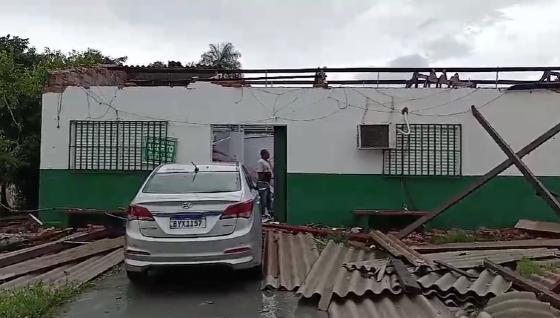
[
  {"xmin": 39, "ymin": 170, "xmax": 149, "ymax": 226},
  {"xmin": 286, "ymin": 173, "xmax": 560, "ymax": 229},
  {"xmin": 39, "ymin": 169, "xmax": 560, "ymax": 230}
]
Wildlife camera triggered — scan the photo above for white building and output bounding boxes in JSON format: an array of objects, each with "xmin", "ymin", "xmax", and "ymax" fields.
[{"xmin": 39, "ymin": 66, "xmax": 560, "ymax": 229}]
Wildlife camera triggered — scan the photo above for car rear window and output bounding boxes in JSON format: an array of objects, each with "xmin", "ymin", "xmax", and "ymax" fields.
[{"xmin": 142, "ymin": 171, "xmax": 241, "ymax": 194}]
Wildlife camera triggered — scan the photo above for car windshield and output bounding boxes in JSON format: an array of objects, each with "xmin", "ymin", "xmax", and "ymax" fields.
[{"xmin": 142, "ymin": 171, "xmax": 241, "ymax": 194}]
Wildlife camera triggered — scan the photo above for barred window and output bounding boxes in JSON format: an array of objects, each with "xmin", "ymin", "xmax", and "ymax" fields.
[
  {"xmin": 383, "ymin": 124, "xmax": 461, "ymax": 176},
  {"xmin": 69, "ymin": 120, "xmax": 177, "ymax": 171}
]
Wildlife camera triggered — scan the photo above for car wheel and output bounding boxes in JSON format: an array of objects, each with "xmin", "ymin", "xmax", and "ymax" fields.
[{"xmin": 126, "ymin": 270, "xmax": 148, "ymax": 284}]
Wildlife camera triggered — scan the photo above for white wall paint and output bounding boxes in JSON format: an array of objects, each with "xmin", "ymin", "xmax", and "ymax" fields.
[{"xmin": 41, "ymin": 83, "xmax": 560, "ymax": 176}]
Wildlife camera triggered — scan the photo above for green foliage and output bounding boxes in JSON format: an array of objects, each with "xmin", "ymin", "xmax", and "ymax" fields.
[
  {"xmin": 0, "ymin": 34, "xmax": 127, "ymax": 208},
  {"xmin": 0, "ymin": 135, "xmax": 19, "ymax": 182},
  {"xmin": 517, "ymin": 258, "xmax": 557, "ymax": 278},
  {"xmin": 0, "ymin": 283, "xmax": 79, "ymax": 318},
  {"xmin": 199, "ymin": 42, "xmax": 242, "ymax": 70},
  {"xmin": 431, "ymin": 230, "xmax": 477, "ymax": 244}
]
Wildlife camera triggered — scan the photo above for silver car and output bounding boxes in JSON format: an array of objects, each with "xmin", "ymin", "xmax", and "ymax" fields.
[{"xmin": 125, "ymin": 162, "xmax": 262, "ymax": 281}]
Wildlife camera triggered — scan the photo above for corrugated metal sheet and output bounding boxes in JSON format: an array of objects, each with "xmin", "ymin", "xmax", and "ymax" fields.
[
  {"xmin": 297, "ymin": 241, "xmax": 516, "ymax": 310},
  {"xmin": 329, "ymin": 294, "xmax": 457, "ymax": 318},
  {"xmin": 425, "ymin": 248, "xmax": 559, "ymax": 269},
  {"xmin": 416, "ymin": 269, "xmax": 511, "ymax": 305},
  {"xmin": 370, "ymin": 230, "xmax": 434, "ymax": 267},
  {"xmin": 262, "ymin": 230, "xmax": 319, "ymax": 291},
  {"xmin": 477, "ymin": 291, "xmax": 555, "ymax": 318},
  {"xmin": 297, "ymin": 241, "xmax": 391, "ymax": 310},
  {"xmin": 300, "ymin": 244, "xmax": 499, "ymax": 310},
  {"xmin": 344, "ymin": 258, "xmax": 388, "ymax": 275}
]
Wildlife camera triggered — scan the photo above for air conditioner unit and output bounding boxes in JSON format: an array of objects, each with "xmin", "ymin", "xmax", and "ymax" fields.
[{"xmin": 357, "ymin": 124, "xmax": 396, "ymax": 149}]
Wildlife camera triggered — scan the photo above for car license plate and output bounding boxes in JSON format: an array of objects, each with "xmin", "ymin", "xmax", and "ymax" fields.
[{"xmin": 169, "ymin": 215, "xmax": 206, "ymax": 229}]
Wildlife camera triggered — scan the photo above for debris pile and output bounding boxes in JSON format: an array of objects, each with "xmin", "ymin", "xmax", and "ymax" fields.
[
  {"xmin": 0, "ymin": 223, "xmax": 123, "ymax": 291},
  {"xmin": 263, "ymin": 222, "xmax": 560, "ymax": 317}
]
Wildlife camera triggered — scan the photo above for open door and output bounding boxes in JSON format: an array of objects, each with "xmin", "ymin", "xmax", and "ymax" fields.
[{"xmin": 273, "ymin": 126, "xmax": 287, "ymax": 223}]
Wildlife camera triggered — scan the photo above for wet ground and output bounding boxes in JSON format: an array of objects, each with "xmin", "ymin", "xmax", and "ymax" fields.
[{"xmin": 58, "ymin": 266, "xmax": 326, "ymax": 318}]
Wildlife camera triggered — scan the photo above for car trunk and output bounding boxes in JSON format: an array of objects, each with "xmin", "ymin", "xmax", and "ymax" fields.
[{"xmin": 136, "ymin": 192, "xmax": 243, "ymax": 238}]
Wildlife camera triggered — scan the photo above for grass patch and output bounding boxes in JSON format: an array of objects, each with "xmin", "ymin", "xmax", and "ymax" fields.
[
  {"xmin": 0, "ymin": 283, "xmax": 80, "ymax": 318},
  {"xmin": 517, "ymin": 258, "xmax": 557, "ymax": 278},
  {"xmin": 431, "ymin": 230, "xmax": 477, "ymax": 245}
]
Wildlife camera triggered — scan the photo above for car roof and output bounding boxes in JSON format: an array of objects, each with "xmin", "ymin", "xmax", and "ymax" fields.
[{"xmin": 156, "ymin": 163, "xmax": 239, "ymax": 173}]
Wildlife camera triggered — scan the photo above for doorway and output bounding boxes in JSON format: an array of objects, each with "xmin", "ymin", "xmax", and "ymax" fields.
[{"xmin": 211, "ymin": 125, "xmax": 287, "ymax": 222}]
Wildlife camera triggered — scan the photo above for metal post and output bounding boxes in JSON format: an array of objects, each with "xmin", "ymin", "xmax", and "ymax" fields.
[
  {"xmin": 397, "ymin": 115, "xmax": 560, "ymax": 239},
  {"xmin": 471, "ymin": 105, "xmax": 560, "ymax": 215}
]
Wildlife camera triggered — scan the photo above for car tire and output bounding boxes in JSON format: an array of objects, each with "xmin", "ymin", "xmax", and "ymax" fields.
[{"xmin": 126, "ymin": 270, "xmax": 147, "ymax": 284}]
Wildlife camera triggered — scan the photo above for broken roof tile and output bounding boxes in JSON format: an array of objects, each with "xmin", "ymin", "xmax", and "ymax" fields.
[
  {"xmin": 329, "ymin": 294, "xmax": 458, "ymax": 318},
  {"xmin": 424, "ymin": 248, "xmax": 559, "ymax": 269},
  {"xmin": 262, "ymin": 230, "xmax": 319, "ymax": 291}
]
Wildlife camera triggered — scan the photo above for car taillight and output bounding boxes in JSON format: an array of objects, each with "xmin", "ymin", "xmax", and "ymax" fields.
[
  {"xmin": 127, "ymin": 205, "xmax": 154, "ymax": 221},
  {"xmin": 221, "ymin": 200, "xmax": 254, "ymax": 219}
]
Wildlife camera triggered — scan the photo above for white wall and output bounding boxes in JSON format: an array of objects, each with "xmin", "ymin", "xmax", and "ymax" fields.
[{"xmin": 41, "ymin": 83, "xmax": 560, "ymax": 176}]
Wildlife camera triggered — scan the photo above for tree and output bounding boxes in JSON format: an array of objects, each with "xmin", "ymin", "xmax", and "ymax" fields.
[
  {"xmin": 199, "ymin": 42, "xmax": 242, "ymax": 70},
  {"xmin": 0, "ymin": 135, "xmax": 19, "ymax": 208},
  {"xmin": 148, "ymin": 61, "xmax": 166, "ymax": 67},
  {"xmin": 0, "ymin": 34, "xmax": 127, "ymax": 210}
]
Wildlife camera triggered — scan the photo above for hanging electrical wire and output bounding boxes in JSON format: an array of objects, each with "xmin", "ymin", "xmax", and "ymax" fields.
[
  {"xmin": 410, "ymin": 89, "xmax": 480, "ymax": 113},
  {"xmin": 277, "ymin": 108, "xmax": 343, "ymax": 122},
  {"xmin": 350, "ymin": 88, "xmax": 395, "ymax": 110},
  {"xmin": 409, "ymin": 92, "xmax": 506, "ymax": 117},
  {"xmin": 396, "ymin": 107, "xmax": 411, "ymax": 135},
  {"xmin": 374, "ymin": 87, "xmax": 452, "ymax": 104}
]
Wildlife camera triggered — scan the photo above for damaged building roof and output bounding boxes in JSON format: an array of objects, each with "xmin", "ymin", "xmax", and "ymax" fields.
[{"xmin": 44, "ymin": 65, "xmax": 560, "ymax": 92}]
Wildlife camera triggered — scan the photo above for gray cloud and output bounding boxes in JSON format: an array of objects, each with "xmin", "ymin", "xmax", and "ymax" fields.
[
  {"xmin": 424, "ymin": 37, "xmax": 471, "ymax": 60},
  {"xmin": 0, "ymin": 0, "xmax": 557, "ymax": 68},
  {"xmin": 388, "ymin": 54, "xmax": 430, "ymax": 67}
]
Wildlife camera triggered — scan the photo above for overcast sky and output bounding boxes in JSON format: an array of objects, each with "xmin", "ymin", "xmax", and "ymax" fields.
[{"xmin": 1, "ymin": 0, "xmax": 559, "ymax": 68}]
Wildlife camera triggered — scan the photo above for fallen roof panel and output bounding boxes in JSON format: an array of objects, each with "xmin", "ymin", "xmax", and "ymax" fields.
[
  {"xmin": 0, "ymin": 228, "xmax": 108, "ymax": 267},
  {"xmin": 517, "ymin": 259, "xmax": 560, "ymax": 291},
  {"xmin": 0, "ymin": 237, "xmax": 123, "ymax": 282},
  {"xmin": 370, "ymin": 230, "xmax": 434, "ymax": 267},
  {"xmin": 51, "ymin": 248, "xmax": 123, "ymax": 287},
  {"xmin": 413, "ymin": 239, "xmax": 560, "ymax": 253},
  {"xmin": 416, "ymin": 269, "xmax": 511, "ymax": 305},
  {"xmin": 515, "ymin": 219, "xmax": 560, "ymax": 235},
  {"xmin": 424, "ymin": 248, "xmax": 559, "ymax": 269},
  {"xmin": 262, "ymin": 230, "xmax": 319, "ymax": 291},
  {"xmin": 329, "ymin": 294, "xmax": 458, "ymax": 318},
  {"xmin": 1, "ymin": 248, "xmax": 124, "ymax": 290},
  {"xmin": 298, "ymin": 240, "xmax": 511, "ymax": 310},
  {"xmin": 297, "ymin": 241, "xmax": 388, "ymax": 310},
  {"xmin": 478, "ymin": 291, "xmax": 555, "ymax": 318}
]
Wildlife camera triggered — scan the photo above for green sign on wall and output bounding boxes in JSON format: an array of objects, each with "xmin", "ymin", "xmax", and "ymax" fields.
[{"xmin": 143, "ymin": 136, "xmax": 177, "ymax": 164}]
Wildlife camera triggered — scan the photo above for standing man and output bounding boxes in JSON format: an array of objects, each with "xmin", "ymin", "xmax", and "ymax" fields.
[{"xmin": 256, "ymin": 149, "xmax": 273, "ymax": 218}]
